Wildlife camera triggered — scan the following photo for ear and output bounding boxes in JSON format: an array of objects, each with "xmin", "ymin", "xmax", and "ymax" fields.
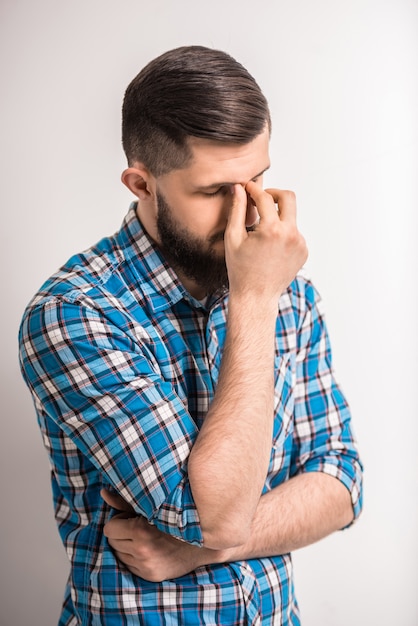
[{"xmin": 121, "ymin": 165, "xmax": 155, "ymax": 200}]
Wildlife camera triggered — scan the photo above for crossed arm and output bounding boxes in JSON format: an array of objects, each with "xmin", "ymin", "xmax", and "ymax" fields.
[
  {"xmin": 102, "ymin": 183, "xmax": 355, "ymax": 581},
  {"xmin": 103, "ymin": 472, "xmax": 353, "ymax": 582}
]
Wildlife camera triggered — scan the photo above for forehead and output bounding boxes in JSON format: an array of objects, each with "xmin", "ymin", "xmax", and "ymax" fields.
[{"xmin": 166, "ymin": 127, "xmax": 270, "ymax": 188}]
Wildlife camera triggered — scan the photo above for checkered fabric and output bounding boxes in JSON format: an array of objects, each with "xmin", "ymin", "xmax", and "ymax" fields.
[{"xmin": 19, "ymin": 203, "xmax": 363, "ymax": 625}]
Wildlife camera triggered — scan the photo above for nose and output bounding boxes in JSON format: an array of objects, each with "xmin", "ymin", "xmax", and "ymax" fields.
[{"xmin": 220, "ymin": 185, "xmax": 259, "ymax": 229}]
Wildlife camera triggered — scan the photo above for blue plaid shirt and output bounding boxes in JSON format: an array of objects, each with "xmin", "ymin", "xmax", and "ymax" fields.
[{"xmin": 19, "ymin": 204, "xmax": 363, "ymax": 625}]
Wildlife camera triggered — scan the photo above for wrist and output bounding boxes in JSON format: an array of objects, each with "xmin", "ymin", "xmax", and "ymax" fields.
[
  {"xmin": 228, "ymin": 291, "xmax": 279, "ymax": 322},
  {"xmin": 198, "ymin": 545, "xmax": 240, "ymax": 568}
]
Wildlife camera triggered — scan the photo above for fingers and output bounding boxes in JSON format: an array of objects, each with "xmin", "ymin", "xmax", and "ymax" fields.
[
  {"xmin": 104, "ymin": 514, "xmax": 147, "ymax": 540},
  {"xmin": 246, "ymin": 182, "xmax": 297, "ymax": 224},
  {"xmin": 264, "ymin": 188, "xmax": 297, "ymax": 223},
  {"xmin": 226, "ymin": 182, "xmax": 297, "ymax": 238},
  {"xmin": 224, "ymin": 184, "xmax": 250, "ymax": 243},
  {"xmin": 101, "ymin": 488, "xmax": 135, "ymax": 513},
  {"xmin": 223, "ymin": 180, "xmax": 307, "ymax": 299},
  {"xmin": 104, "ymin": 515, "xmax": 131, "ymax": 540}
]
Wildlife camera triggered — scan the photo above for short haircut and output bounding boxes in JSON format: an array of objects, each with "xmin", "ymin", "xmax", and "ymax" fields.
[{"xmin": 122, "ymin": 45, "xmax": 271, "ymax": 175}]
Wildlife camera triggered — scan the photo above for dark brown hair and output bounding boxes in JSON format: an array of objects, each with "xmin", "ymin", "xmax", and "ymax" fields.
[{"xmin": 122, "ymin": 46, "xmax": 271, "ymax": 175}]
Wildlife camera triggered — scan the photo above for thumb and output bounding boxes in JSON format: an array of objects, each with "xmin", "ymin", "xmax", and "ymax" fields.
[
  {"xmin": 225, "ymin": 184, "xmax": 248, "ymax": 246},
  {"xmin": 101, "ymin": 488, "xmax": 135, "ymax": 513}
]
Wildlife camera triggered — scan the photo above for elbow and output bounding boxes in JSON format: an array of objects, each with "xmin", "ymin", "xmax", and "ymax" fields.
[
  {"xmin": 200, "ymin": 518, "xmax": 251, "ymax": 551},
  {"xmin": 339, "ymin": 490, "xmax": 357, "ymax": 529}
]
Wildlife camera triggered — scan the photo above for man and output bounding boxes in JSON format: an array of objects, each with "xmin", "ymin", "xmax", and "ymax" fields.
[{"xmin": 19, "ymin": 46, "xmax": 363, "ymax": 625}]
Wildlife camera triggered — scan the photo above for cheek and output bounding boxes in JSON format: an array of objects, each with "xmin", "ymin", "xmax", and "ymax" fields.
[{"xmin": 186, "ymin": 198, "xmax": 229, "ymax": 235}]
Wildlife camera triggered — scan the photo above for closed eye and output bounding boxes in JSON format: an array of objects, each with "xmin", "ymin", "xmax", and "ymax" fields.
[
  {"xmin": 203, "ymin": 176, "xmax": 262, "ymax": 197},
  {"xmin": 203, "ymin": 186, "xmax": 230, "ymax": 197}
]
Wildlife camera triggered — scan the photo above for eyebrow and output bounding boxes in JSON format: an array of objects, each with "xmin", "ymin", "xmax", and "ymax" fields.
[{"xmin": 194, "ymin": 165, "xmax": 271, "ymax": 192}]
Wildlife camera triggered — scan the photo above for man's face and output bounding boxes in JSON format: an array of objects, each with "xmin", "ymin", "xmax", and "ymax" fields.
[
  {"xmin": 156, "ymin": 188, "xmax": 230, "ymax": 295},
  {"xmin": 143, "ymin": 126, "xmax": 270, "ymax": 295}
]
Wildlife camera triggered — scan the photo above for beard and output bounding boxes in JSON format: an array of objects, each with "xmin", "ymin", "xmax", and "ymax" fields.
[{"xmin": 156, "ymin": 189, "xmax": 229, "ymax": 296}]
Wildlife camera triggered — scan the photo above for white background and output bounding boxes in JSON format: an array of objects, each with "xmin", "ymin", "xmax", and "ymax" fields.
[{"xmin": 1, "ymin": 1, "xmax": 417, "ymax": 624}]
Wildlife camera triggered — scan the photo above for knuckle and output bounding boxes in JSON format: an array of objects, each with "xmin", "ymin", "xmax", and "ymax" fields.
[
  {"xmin": 283, "ymin": 224, "xmax": 299, "ymax": 244},
  {"xmin": 283, "ymin": 189, "xmax": 296, "ymax": 202},
  {"xmin": 132, "ymin": 548, "xmax": 145, "ymax": 561},
  {"xmin": 103, "ymin": 518, "xmax": 117, "ymax": 537},
  {"xmin": 268, "ymin": 222, "xmax": 281, "ymax": 238}
]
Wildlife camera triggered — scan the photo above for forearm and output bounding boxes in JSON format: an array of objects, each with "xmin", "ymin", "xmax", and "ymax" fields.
[
  {"xmin": 212, "ymin": 472, "xmax": 354, "ymax": 564},
  {"xmin": 148, "ymin": 472, "xmax": 354, "ymax": 575},
  {"xmin": 188, "ymin": 295, "xmax": 278, "ymax": 549},
  {"xmin": 188, "ymin": 185, "xmax": 308, "ymax": 550},
  {"xmin": 103, "ymin": 471, "xmax": 354, "ymax": 582}
]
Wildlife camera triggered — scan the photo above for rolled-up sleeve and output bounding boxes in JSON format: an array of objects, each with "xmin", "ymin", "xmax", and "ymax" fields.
[
  {"xmin": 19, "ymin": 297, "xmax": 203, "ymax": 545},
  {"xmin": 291, "ymin": 279, "xmax": 363, "ymax": 522}
]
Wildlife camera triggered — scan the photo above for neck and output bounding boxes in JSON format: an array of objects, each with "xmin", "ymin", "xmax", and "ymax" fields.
[{"xmin": 175, "ymin": 271, "xmax": 207, "ymax": 300}]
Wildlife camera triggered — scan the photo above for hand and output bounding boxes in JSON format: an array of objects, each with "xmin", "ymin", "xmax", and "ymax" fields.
[
  {"xmin": 225, "ymin": 182, "xmax": 308, "ymax": 300},
  {"xmin": 101, "ymin": 489, "xmax": 222, "ymax": 582}
]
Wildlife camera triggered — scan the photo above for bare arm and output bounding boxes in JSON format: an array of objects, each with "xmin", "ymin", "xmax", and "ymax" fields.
[
  {"xmin": 103, "ymin": 182, "xmax": 312, "ymax": 571},
  {"xmin": 102, "ymin": 471, "xmax": 353, "ymax": 581},
  {"xmin": 186, "ymin": 183, "xmax": 307, "ymax": 549},
  {"xmin": 187, "ymin": 293, "xmax": 277, "ymax": 549},
  {"xmin": 225, "ymin": 472, "xmax": 353, "ymax": 559}
]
